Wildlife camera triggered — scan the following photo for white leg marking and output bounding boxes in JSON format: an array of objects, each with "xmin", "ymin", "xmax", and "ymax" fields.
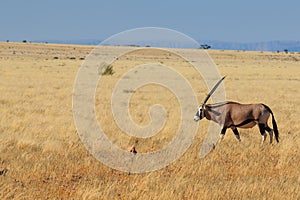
[
  {"xmin": 218, "ymin": 134, "xmax": 225, "ymax": 143},
  {"xmin": 262, "ymin": 133, "xmax": 267, "ymax": 144}
]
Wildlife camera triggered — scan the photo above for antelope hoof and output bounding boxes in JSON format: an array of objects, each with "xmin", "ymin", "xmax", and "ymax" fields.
[
  {"xmin": 261, "ymin": 133, "xmax": 267, "ymax": 144},
  {"xmin": 218, "ymin": 134, "xmax": 225, "ymax": 143},
  {"xmin": 235, "ymin": 135, "xmax": 241, "ymax": 142}
]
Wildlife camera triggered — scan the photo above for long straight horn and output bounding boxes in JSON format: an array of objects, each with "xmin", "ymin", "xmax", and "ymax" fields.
[{"xmin": 202, "ymin": 76, "xmax": 226, "ymax": 106}]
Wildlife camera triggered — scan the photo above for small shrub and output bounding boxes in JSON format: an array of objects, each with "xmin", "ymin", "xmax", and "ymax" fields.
[
  {"xmin": 102, "ymin": 64, "xmax": 114, "ymax": 76},
  {"xmin": 123, "ymin": 89, "xmax": 135, "ymax": 93}
]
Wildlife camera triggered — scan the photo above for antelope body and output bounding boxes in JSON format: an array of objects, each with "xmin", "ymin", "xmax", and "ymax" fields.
[{"xmin": 194, "ymin": 101, "xmax": 279, "ymax": 143}]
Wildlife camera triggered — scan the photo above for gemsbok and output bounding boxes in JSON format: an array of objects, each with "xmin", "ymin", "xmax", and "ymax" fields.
[{"xmin": 194, "ymin": 77, "xmax": 279, "ymax": 143}]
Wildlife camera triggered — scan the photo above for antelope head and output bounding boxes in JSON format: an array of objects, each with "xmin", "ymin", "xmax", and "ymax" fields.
[
  {"xmin": 194, "ymin": 105, "xmax": 205, "ymax": 122},
  {"xmin": 194, "ymin": 76, "xmax": 226, "ymax": 122}
]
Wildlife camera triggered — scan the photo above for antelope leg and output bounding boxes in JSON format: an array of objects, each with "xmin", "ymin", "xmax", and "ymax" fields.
[{"xmin": 231, "ymin": 127, "xmax": 241, "ymax": 142}]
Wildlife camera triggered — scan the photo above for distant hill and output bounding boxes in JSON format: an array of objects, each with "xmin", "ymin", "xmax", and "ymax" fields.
[
  {"xmin": 198, "ymin": 40, "xmax": 300, "ymax": 52},
  {"xmin": 31, "ymin": 39, "xmax": 300, "ymax": 52},
  {"xmin": 33, "ymin": 39, "xmax": 101, "ymax": 46}
]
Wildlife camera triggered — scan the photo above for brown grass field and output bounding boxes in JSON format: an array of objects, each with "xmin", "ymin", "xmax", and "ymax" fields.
[{"xmin": 0, "ymin": 42, "xmax": 299, "ymax": 199}]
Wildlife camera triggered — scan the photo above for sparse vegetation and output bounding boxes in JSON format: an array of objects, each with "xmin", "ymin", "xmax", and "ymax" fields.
[
  {"xmin": 101, "ymin": 63, "xmax": 114, "ymax": 75},
  {"xmin": 199, "ymin": 44, "xmax": 211, "ymax": 49}
]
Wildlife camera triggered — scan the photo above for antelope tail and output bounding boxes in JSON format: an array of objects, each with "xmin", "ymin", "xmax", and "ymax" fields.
[
  {"xmin": 263, "ymin": 104, "xmax": 279, "ymax": 142},
  {"xmin": 271, "ymin": 112, "xmax": 279, "ymax": 143}
]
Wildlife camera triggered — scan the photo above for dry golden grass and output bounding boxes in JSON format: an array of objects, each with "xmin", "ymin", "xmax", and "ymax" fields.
[{"xmin": 0, "ymin": 42, "xmax": 299, "ymax": 199}]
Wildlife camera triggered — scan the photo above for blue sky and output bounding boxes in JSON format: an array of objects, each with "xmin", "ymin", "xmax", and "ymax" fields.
[{"xmin": 1, "ymin": 0, "xmax": 299, "ymax": 43}]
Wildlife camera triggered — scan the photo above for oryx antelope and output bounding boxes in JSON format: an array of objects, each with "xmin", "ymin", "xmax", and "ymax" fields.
[{"xmin": 193, "ymin": 77, "xmax": 279, "ymax": 143}]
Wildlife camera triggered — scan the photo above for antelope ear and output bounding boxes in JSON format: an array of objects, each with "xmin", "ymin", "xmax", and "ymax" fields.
[{"xmin": 203, "ymin": 105, "xmax": 209, "ymax": 110}]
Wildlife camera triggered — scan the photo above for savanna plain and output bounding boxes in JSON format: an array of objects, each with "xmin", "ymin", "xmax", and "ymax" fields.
[{"xmin": 0, "ymin": 42, "xmax": 299, "ymax": 199}]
